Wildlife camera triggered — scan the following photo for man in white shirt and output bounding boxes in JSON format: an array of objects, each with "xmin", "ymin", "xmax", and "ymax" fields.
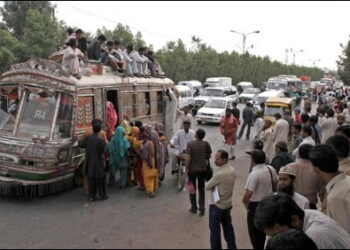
[
  {"xmin": 277, "ymin": 166, "xmax": 309, "ymax": 209},
  {"xmin": 170, "ymin": 120, "xmax": 195, "ymax": 175},
  {"xmin": 123, "ymin": 45, "xmax": 135, "ymax": 76},
  {"xmin": 254, "ymin": 193, "xmax": 350, "ymax": 249},
  {"xmin": 273, "ymin": 113, "xmax": 289, "ymax": 144},
  {"xmin": 292, "ymin": 125, "xmax": 315, "ymax": 158},
  {"xmin": 242, "ymin": 150, "xmax": 278, "ymax": 250},
  {"xmin": 320, "ymin": 109, "xmax": 338, "ymax": 143},
  {"xmin": 252, "ymin": 111, "xmax": 264, "ymax": 139},
  {"xmin": 309, "ymin": 144, "xmax": 350, "ymax": 235}
]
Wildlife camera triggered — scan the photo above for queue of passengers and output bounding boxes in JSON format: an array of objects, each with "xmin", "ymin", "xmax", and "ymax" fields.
[{"xmin": 61, "ymin": 27, "xmax": 162, "ymax": 79}]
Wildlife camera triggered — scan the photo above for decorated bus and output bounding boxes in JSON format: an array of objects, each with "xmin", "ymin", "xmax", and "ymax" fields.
[{"xmin": 0, "ymin": 58, "xmax": 176, "ymax": 197}]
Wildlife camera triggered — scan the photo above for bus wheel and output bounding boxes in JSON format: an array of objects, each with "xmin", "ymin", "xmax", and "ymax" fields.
[{"xmin": 73, "ymin": 163, "xmax": 84, "ymax": 187}]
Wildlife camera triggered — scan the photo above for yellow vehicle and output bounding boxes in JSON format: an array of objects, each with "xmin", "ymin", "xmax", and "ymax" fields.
[{"xmin": 263, "ymin": 97, "xmax": 294, "ymax": 125}]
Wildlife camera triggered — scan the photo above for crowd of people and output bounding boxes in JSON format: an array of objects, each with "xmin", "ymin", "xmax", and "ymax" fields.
[{"xmin": 60, "ymin": 27, "xmax": 163, "ymax": 79}]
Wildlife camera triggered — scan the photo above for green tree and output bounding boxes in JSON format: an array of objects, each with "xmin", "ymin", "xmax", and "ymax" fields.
[
  {"xmin": 0, "ymin": 28, "xmax": 24, "ymax": 72},
  {"xmin": 21, "ymin": 9, "xmax": 66, "ymax": 60},
  {"xmin": 337, "ymin": 40, "xmax": 350, "ymax": 85},
  {"xmin": 0, "ymin": 1, "xmax": 54, "ymax": 39}
]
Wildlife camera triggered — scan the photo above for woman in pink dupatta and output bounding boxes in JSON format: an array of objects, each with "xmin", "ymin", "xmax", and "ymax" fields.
[{"xmin": 106, "ymin": 101, "xmax": 118, "ymax": 141}]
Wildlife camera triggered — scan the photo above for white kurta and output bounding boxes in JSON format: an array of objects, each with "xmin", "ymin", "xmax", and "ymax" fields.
[
  {"xmin": 252, "ymin": 117, "xmax": 265, "ymax": 139},
  {"xmin": 273, "ymin": 119, "xmax": 289, "ymax": 144},
  {"xmin": 320, "ymin": 117, "xmax": 338, "ymax": 143},
  {"xmin": 259, "ymin": 128, "xmax": 274, "ymax": 160},
  {"xmin": 62, "ymin": 47, "xmax": 82, "ymax": 75}
]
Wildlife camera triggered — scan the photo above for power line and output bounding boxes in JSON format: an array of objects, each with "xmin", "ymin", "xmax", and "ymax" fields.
[{"xmin": 56, "ymin": 1, "xmax": 174, "ymax": 40}]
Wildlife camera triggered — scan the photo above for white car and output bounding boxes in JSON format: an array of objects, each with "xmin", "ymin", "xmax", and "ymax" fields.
[
  {"xmin": 191, "ymin": 86, "xmax": 238, "ymax": 113},
  {"xmin": 253, "ymin": 90, "xmax": 285, "ymax": 110},
  {"xmin": 239, "ymin": 88, "xmax": 260, "ymax": 103},
  {"xmin": 195, "ymin": 98, "xmax": 233, "ymax": 125}
]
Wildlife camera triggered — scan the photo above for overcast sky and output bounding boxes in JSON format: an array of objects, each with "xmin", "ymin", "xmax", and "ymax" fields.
[{"xmin": 2, "ymin": 1, "xmax": 350, "ymax": 70}]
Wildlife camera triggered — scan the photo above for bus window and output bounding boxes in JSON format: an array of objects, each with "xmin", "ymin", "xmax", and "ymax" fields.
[
  {"xmin": 76, "ymin": 96, "xmax": 94, "ymax": 129},
  {"xmin": 54, "ymin": 94, "xmax": 73, "ymax": 139},
  {"xmin": 0, "ymin": 88, "xmax": 19, "ymax": 134},
  {"xmin": 120, "ymin": 92, "xmax": 134, "ymax": 119},
  {"xmin": 136, "ymin": 92, "xmax": 150, "ymax": 117},
  {"xmin": 157, "ymin": 91, "xmax": 163, "ymax": 113},
  {"xmin": 17, "ymin": 91, "xmax": 58, "ymax": 138}
]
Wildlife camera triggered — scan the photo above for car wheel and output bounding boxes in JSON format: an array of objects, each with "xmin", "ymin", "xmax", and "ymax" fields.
[{"xmin": 197, "ymin": 121, "xmax": 202, "ymax": 125}]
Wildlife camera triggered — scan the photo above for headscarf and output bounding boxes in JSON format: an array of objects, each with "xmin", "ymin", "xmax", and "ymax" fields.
[
  {"xmin": 142, "ymin": 126, "xmax": 165, "ymax": 169},
  {"xmin": 155, "ymin": 123, "xmax": 165, "ymax": 137},
  {"xmin": 106, "ymin": 101, "xmax": 118, "ymax": 131},
  {"xmin": 131, "ymin": 126, "xmax": 140, "ymax": 138},
  {"xmin": 109, "ymin": 126, "xmax": 130, "ymax": 163}
]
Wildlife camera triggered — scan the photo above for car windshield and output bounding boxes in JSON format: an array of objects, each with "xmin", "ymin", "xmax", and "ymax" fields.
[
  {"xmin": 243, "ymin": 88, "xmax": 257, "ymax": 94},
  {"xmin": 264, "ymin": 106, "xmax": 284, "ymax": 116},
  {"xmin": 17, "ymin": 90, "xmax": 58, "ymax": 139},
  {"xmin": 201, "ymin": 89, "xmax": 222, "ymax": 97},
  {"xmin": 204, "ymin": 99, "xmax": 226, "ymax": 109},
  {"xmin": 0, "ymin": 87, "xmax": 20, "ymax": 135}
]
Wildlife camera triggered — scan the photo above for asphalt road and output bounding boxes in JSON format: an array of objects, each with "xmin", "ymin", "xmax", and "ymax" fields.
[{"xmin": 0, "ymin": 104, "xmax": 257, "ymax": 249}]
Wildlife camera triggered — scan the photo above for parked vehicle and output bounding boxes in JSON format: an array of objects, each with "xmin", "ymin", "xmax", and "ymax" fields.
[
  {"xmin": 195, "ymin": 98, "xmax": 233, "ymax": 125},
  {"xmin": 237, "ymin": 81, "xmax": 254, "ymax": 94},
  {"xmin": 0, "ymin": 58, "xmax": 176, "ymax": 197},
  {"xmin": 191, "ymin": 86, "xmax": 238, "ymax": 115},
  {"xmin": 239, "ymin": 87, "xmax": 260, "ymax": 103},
  {"xmin": 253, "ymin": 90, "xmax": 285, "ymax": 111},
  {"xmin": 267, "ymin": 75, "xmax": 302, "ymax": 94},
  {"xmin": 202, "ymin": 77, "xmax": 232, "ymax": 88},
  {"xmin": 175, "ymin": 85, "xmax": 193, "ymax": 109},
  {"xmin": 177, "ymin": 80, "xmax": 202, "ymax": 96}
]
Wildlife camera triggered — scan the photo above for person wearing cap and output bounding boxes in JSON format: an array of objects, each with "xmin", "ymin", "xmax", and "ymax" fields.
[{"xmin": 277, "ymin": 166, "xmax": 310, "ymax": 209}]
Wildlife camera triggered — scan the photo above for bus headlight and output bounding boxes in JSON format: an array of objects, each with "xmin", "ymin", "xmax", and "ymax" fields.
[{"xmin": 58, "ymin": 149, "xmax": 69, "ymax": 163}]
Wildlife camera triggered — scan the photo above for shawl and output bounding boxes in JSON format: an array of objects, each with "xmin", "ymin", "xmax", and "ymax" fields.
[{"xmin": 108, "ymin": 126, "xmax": 130, "ymax": 167}]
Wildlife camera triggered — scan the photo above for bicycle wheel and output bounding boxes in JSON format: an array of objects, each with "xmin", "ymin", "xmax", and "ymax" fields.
[{"xmin": 177, "ymin": 165, "xmax": 186, "ymax": 192}]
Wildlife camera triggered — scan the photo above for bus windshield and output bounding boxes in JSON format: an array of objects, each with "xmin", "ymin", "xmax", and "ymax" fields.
[
  {"xmin": 0, "ymin": 87, "xmax": 19, "ymax": 135},
  {"xmin": 17, "ymin": 90, "xmax": 58, "ymax": 139}
]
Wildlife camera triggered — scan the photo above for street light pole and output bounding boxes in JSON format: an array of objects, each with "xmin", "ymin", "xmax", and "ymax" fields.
[
  {"xmin": 292, "ymin": 49, "xmax": 303, "ymax": 65},
  {"xmin": 230, "ymin": 29, "xmax": 260, "ymax": 54}
]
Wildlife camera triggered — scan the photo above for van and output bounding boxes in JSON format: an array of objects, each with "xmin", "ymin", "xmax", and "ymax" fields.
[
  {"xmin": 178, "ymin": 80, "xmax": 202, "ymax": 96},
  {"xmin": 237, "ymin": 81, "xmax": 253, "ymax": 93},
  {"xmin": 203, "ymin": 77, "xmax": 232, "ymax": 88},
  {"xmin": 175, "ymin": 85, "xmax": 193, "ymax": 109}
]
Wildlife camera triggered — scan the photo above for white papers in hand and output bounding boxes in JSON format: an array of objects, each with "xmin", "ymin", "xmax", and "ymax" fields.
[{"xmin": 212, "ymin": 186, "xmax": 220, "ymax": 203}]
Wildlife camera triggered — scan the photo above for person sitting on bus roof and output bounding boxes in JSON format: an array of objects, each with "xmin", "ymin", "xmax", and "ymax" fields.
[
  {"xmin": 87, "ymin": 34, "xmax": 107, "ymax": 61},
  {"xmin": 62, "ymin": 38, "xmax": 85, "ymax": 80},
  {"xmin": 100, "ymin": 40, "xmax": 120, "ymax": 71},
  {"xmin": 130, "ymin": 47, "xmax": 148, "ymax": 77},
  {"xmin": 65, "ymin": 27, "xmax": 76, "ymax": 44},
  {"xmin": 123, "ymin": 45, "xmax": 135, "ymax": 76},
  {"xmin": 76, "ymin": 29, "xmax": 88, "ymax": 56},
  {"xmin": 112, "ymin": 41, "xmax": 127, "ymax": 73}
]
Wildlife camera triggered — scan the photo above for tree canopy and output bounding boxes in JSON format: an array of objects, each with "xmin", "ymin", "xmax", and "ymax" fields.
[
  {"xmin": 0, "ymin": 1, "xmax": 326, "ymax": 85},
  {"xmin": 337, "ymin": 41, "xmax": 350, "ymax": 85}
]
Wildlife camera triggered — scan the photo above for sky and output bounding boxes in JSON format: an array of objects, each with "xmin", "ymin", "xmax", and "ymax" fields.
[{"xmin": 2, "ymin": 1, "xmax": 350, "ymax": 70}]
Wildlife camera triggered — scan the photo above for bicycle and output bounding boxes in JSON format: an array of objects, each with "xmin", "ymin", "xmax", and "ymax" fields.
[{"xmin": 171, "ymin": 146, "xmax": 188, "ymax": 192}]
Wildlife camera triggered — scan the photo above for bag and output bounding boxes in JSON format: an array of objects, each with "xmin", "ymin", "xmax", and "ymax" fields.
[
  {"xmin": 187, "ymin": 179, "xmax": 196, "ymax": 194},
  {"xmin": 204, "ymin": 141, "xmax": 213, "ymax": 181},
  {"xmin": 265, "ymin": 165, "xmax": 277, "ymax": 193},
  {"xmin": 205, "ymin": 160, "xmax": 213, "ymax": 181}
]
